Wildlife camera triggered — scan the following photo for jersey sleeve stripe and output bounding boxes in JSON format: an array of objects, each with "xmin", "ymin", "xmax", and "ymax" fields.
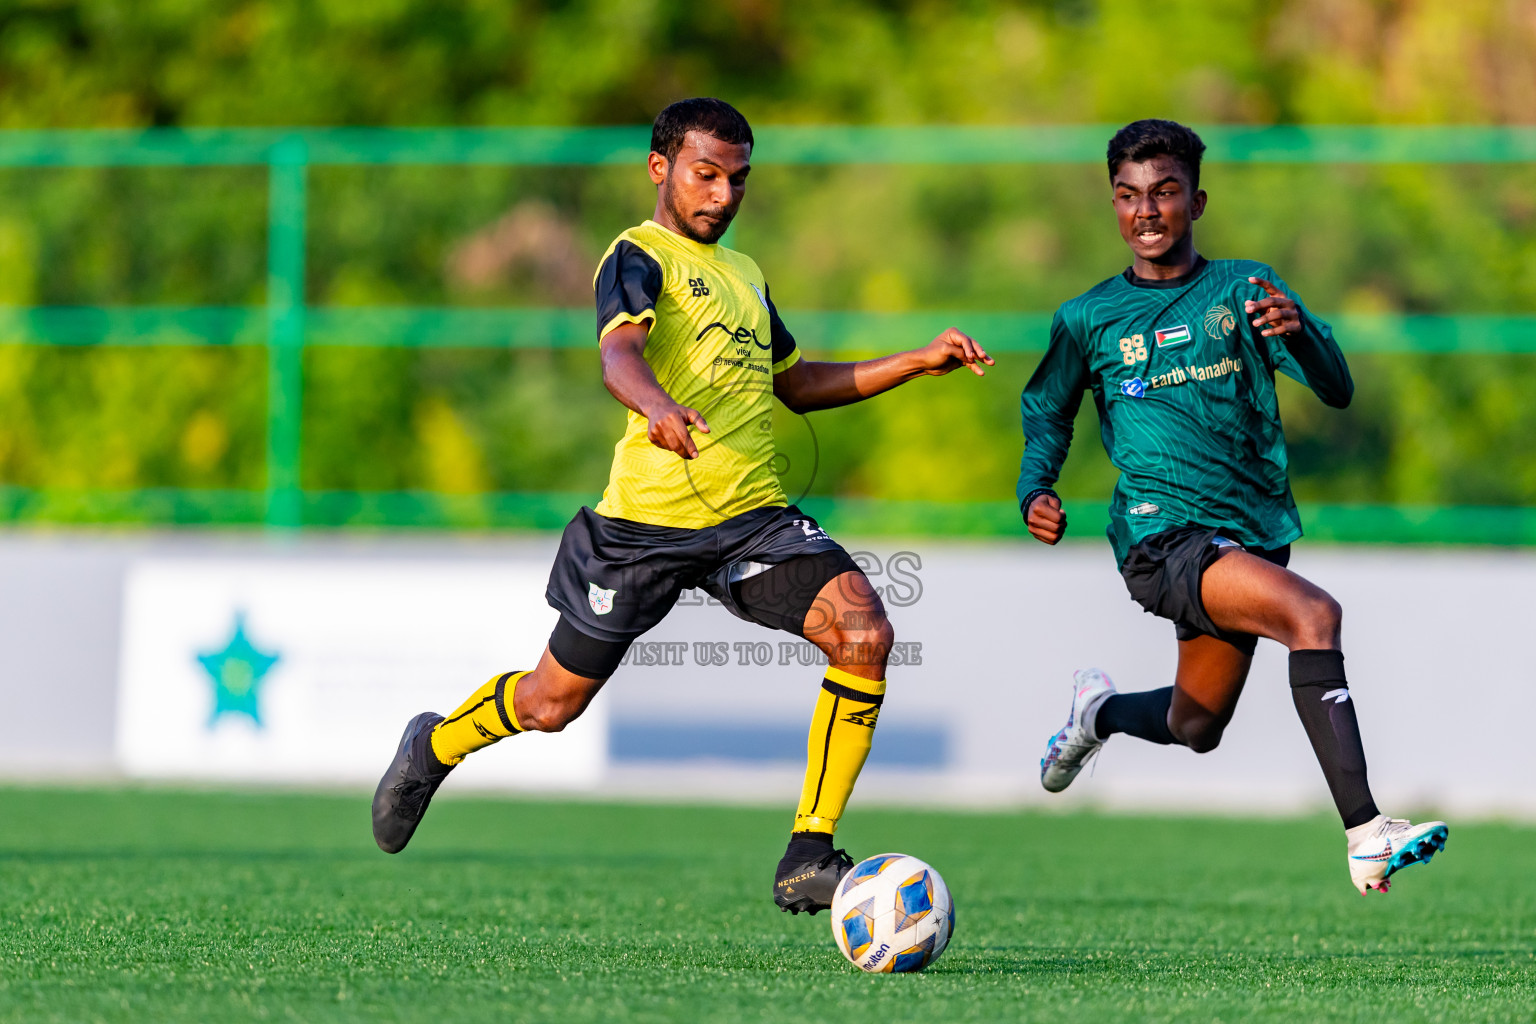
[
  {"xmin": 593, "ymin": 239, "xmax": 664, "ymax": 342},
  {"xmin": 598, "ymin": 309, "xmax": 655, "ymax": 341},
  {"xmin": 771, "ymin": 348, "xmax": 802, "ymax": 375}
]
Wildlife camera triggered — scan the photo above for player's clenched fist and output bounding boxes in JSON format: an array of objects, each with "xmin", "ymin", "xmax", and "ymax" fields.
[
  {"xmin": 1026, "ymin": 493, "xmax": 1067, "ymax": 545},
  {"xmin": 645, "ymin": 400, "xmax": 710, "ymax": 459}
]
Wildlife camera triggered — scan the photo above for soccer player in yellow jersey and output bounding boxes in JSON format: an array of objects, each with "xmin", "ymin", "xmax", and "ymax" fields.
[{"xmin": 372, "ymin": 98, "xmax": 992, "ymax": 915}]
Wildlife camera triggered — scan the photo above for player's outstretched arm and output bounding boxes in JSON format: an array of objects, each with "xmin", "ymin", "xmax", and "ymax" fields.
[
  {"xmin": 772, "ymin": 328, "xmax": 992, "ymax": 414},
  {"xmin": 599, "ymin": 321, "xmax": 710, "ymax": 460}
]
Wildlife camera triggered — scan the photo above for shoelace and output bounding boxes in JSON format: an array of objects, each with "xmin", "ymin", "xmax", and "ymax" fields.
[
  {"xmin": 390, "ymin": 729, "xmax": 448, "ymax": 819},
  {"xmin": 820, "ymin": 848, "xmax": 854, "ymax": 873},
  {"xmin": 391, "ymin": 772, "xmax": 437, "ymax": 819}
]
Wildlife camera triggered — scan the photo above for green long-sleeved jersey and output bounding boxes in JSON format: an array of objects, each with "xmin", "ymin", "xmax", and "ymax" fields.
[{"xmin": 1016, "ymin": 256, "xmax": 1353, "ymax": 567}]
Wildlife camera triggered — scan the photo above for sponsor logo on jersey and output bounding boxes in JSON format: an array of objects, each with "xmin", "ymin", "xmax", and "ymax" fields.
[
  {"xmin": 1141, "ymin": 356, "xmax": 1245, "ymax": 393},
  {"xmin": 588, "ymin": 582, "xmax": 616, "ymax": 615},
  {"xmin": 750, "ymin": 282, "xmax": 769, "ymax": 311},
  {"xmin": 697, "ymin": 321, "xmax": 769, "ymax": 350},
  {"xmin": 1154, "ymin": 324, "xmax": 1192, "ymax": 347},
  {"xmin": 1204, "ymin": 304, "xmax": 1236, "ymax": 339},
  {"xmin": 1128, "ymin": 502, "xmax": 1160, "ymax": 515},
  {"xmin": 1120, "ymin": 377, "xmax": 1146, "ymax": 398}
]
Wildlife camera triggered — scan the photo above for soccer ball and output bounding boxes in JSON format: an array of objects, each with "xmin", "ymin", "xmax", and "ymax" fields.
[{"xmin": 830, "ymin": 852, "xmax": 954, "ymax": 973}]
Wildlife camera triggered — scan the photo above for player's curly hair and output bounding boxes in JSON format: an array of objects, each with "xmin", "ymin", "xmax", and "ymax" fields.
[
  {"xmin": 1107, "ymin": 119, "xmax": 1207, "ymax": 188},
  {"xmin": 651, "ymin": 98, "xmax": 754, "ymax": 163}
]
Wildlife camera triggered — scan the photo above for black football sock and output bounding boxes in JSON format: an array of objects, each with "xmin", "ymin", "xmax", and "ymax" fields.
[
  {"xmin": 778, "ymin": 831, "xmax": 836, "ymax": 876},
  {"xmin": 1094, "ymin": 688, "xmax": 1177, "ymax": 745},
  {"xmin": 1289, "ymin": 649, "xmax": 1380, "ymax": 829},
  {"xmin": 784, "ymin": 830, "xmax": 835, "ymax": 859}
]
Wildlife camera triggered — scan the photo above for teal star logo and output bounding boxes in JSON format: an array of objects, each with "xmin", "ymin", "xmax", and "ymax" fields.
[{"xmin": 196, "ymin": 612, "xmax": 280, "ymax": 728}]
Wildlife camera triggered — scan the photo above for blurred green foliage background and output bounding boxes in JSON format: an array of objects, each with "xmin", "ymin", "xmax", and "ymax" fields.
[{"xmin": 0, "ymin": 0, "xmax": 1533, "ymax": 530}]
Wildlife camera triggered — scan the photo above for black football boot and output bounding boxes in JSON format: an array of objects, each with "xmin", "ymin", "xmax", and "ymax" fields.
[
  {"xmin": 371, "ymin": 712, "xmax": 452, "ymax": 854},
  {"xmin": 773, "ymin": 833, "xmax": 855, "ymax": 915}
]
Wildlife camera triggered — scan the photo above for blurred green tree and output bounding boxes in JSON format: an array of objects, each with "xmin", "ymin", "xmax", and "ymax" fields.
[{"xmin": 0, "ymin": 0, "xmax": 1532, "ymax": 524}]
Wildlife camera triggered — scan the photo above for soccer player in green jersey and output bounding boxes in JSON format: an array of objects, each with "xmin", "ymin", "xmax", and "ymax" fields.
[
  {"xmin": 372, "ymin": 98, "xmax": 993, "ymax": 915},
  {"xmin": 1019, "ymin": 120, "xmax": 1447, "ymax": 895}
]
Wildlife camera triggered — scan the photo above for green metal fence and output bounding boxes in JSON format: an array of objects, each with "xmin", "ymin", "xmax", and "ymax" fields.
[{"xmin": 2, "ymin": 125, "xmax": 1534, "ymax": 540}]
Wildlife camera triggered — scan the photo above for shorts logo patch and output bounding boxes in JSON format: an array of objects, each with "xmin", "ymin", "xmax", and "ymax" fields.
[
  {"xmin": 793, "ymin": 518, "xmax": 829, "ymax": 541},
  {"xmin": 1322, "ymin": 688, "xmax": 1351, "ymax": 704},
  {"xmin": 1120, "ymin": 377, "xmax": 1146, "ymax": 398},
  {"xmin": 1154, "ymin": 324, "xmax": 1191, "ymax": 348},
  {"xmin": 588, "ymin": 582, "xmax": 616, "ymax": 615},
  {"xmin": 1128, "ymin": 502, "xmax": 1160, "ymax": 515}
]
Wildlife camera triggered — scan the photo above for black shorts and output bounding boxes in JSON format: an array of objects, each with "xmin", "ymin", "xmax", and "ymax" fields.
[
  {"xmin": 1120, "ymin": 525, "xmax": 1291, "ymax": 654},
  {"xmin": 545, "ymin": 504, "xmax": 860, "ymax": 675}
]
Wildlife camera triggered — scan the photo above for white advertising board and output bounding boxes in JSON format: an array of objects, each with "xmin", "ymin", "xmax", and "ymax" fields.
[{"xmin": 116, "ymin": 559, "xmax": 605, "ymax": 788}]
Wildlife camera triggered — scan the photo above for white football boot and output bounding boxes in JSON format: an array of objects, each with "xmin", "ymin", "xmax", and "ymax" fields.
[
  {"xmin": 1039, "ymin": 669, "xmax": 1117, "ymax": 793},
  {"xmin": 1346, "ymin": 814, "xmax": 1449, "ymax": 894}
]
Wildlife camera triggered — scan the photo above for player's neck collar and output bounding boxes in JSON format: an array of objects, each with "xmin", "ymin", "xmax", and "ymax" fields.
[
  {"xmin": 1123, "ymin": 254, "xmax": 1207, "ymax": 290},
  {"xmin": 645, "ymin": 219, "xmax": 721, "ymax": 257}
]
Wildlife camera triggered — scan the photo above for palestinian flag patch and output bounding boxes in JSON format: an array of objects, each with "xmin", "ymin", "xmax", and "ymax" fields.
[{"xmin": 1154, "ymin": 324, "xmax": 1192, "ymax": 348}]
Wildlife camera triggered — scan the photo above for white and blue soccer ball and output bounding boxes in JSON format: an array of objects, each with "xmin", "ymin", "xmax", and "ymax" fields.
[{"xmin": 830, "ymin": 852, "xmax": 954, "ymax": 973}]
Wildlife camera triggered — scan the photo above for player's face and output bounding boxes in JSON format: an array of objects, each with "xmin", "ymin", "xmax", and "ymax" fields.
[
  {"xmin": 650, "ymin": 131, "xmax": 751, "ymax": 244},
  {"xmin": 1111, "ymin": 155, "xmax": 1207, "ymax": 265}
]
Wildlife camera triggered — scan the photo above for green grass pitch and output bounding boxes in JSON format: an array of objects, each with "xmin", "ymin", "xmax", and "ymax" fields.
[{"xmin": 1, "ymin": 787, "xmax": 1533, "ymax": 1022}]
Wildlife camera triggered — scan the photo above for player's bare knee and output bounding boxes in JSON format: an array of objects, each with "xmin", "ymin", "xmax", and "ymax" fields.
[
  {"xmin": 1184, "ymin": 726, "xmax": 1224, "ymax": 754},
  {"xmin": 868, "ymin": 614, "xmax": 895, "ymax": 653},
  {"xmin": 1170, "ymin": 713, "xmax": 1225, "ymax": 753},
  {"xmin": 1293, "ymin": 592, "xmax": 1343, "ymax": 648},
  {"xmin": 823, "ymin": 615, "xmax": 894, "ymax": 673}
]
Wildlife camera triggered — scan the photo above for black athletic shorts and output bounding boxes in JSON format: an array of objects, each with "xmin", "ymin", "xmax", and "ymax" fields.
[
  {"xmin": 1120, "ymin": 524, "xmax": 1291, "ymax": 654},
  {"xmin": 544, "ymin": 504, "xmax": 860, "ymax": 675}
]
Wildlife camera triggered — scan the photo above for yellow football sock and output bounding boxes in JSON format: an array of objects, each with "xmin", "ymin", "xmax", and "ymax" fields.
[
  {"xmin": 430, "ymin": 670, "xmax": 527, "ymax": 766},
  {"xmin": 793, "ymin": 666, "xmax": 886, "ymax": 834}
]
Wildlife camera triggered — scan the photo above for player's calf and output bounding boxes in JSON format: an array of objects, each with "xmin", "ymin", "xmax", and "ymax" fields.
[{"xmin": 515, "ymin": 679, "xmax": 596, "ymax": 732}]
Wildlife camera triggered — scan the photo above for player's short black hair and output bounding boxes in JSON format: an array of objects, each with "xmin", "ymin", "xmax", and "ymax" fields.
[
  {"xmin": 1107, "ymin": 119, "xmax": 1207, "ymax": 188},
  {"xmin": 650, "ymin": 98, "xmax": 754, "ymax": 163}
]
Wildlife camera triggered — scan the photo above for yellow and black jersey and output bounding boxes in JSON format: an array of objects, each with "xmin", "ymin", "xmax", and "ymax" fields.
[{"xmin": 591, "ymin": 219, "xmax": 801, "ymax": 528}]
